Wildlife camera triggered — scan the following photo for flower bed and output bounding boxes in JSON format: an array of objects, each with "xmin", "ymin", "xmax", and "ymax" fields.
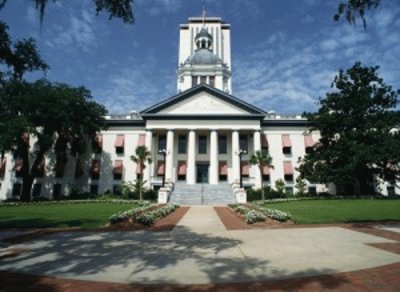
[
  {"xmin": 109, "ymin": 202, "xmax": 155, "ymax": 224},
  {"xmin": 229, "ymin": 204, "xmax": 266, "ymax": 224},
  {"xmin": 252, "ymin": 202, "xmax": 291, "ymax": 222},
  {"xmin": 136, "ymin": 204, "xmax": 179, "ymax": 226}
]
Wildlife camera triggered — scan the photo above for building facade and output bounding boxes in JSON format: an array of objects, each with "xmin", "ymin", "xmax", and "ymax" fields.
[{"xmin": 0, "ymin": 16, "xmax": 396, "ymax": 201}]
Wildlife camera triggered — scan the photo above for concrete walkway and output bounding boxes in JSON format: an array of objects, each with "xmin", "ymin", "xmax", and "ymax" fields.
[{"xmin": 0, "ymin": 207, "xmax": 399, "ymax": 285}]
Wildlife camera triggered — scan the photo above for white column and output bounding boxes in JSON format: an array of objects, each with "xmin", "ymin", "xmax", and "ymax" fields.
[
  {"xmin": 231, "ymin": 130, "xmax": 240, "ymax": 183},
  {"xmin": 166, "ymin": 129, "xmax": 174, "ymax": 182},
  {"xmin": 253, "ymin": 130, "xmax": 262, "ymax": 188},
  {"xmin": 209, "ymin": 130, "xmax": 218, "ymax": 184},
  {"xmin": 187, "ymin": 129, "xmax": 196, "ymax": 184},
  {"xmin": 144, "ymin": 129, "xmax": 153, "ymax": 187}
]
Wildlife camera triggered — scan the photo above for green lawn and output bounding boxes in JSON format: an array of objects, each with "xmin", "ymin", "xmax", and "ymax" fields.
[
  {"xmin": 0, "ymin": 202, "xmax": 136, "ymax": 229},
  {"xmin": 261, "ymin": 199, "xmax": 400, "ymax": 224}
]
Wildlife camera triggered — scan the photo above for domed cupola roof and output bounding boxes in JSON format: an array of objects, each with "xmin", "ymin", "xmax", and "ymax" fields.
[{"xmin": 184, "ymin": 27, "xmax": 223, "ymax": 65}]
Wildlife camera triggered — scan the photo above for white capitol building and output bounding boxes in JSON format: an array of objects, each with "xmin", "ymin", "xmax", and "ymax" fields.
[{"xmin": 0, "ymin": 15, "xmax": 395, "ymax": 202}]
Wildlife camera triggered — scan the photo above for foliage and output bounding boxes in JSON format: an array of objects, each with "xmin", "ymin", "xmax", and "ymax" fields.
[
  {"xmin": 295, "ymin": 176, "xmax": 307, "ymax": 196},
  {"xmin": 299, "ymin": 62, "xmax": 400, "ymax": 196},
  {"xmin": 131, "ymin": 146, "xmax": 152, "ymax": 201},
  {"xmin": 109, "ymin": 201, "xmax": 154, "ymax": 224},
  {"xmin": 0, "ymin": 202, "xmax": 136, "ymax": 228},
  {"xmin": 0, "ymin": 22, "xmax": 107, "ymax": 201},
  {"xmin": 274, "ymin": 179, "xmax": 285, "ymax": 195},
  {"xmin": 246, "ymin": 187, "xmax": 285, "ymax": 201},
  {"xmin": 250, "ymin": 150, "xmax": 273, "ymax": 201},
  {"xmin": 0, "ymin": 0, "xmax": 134, "ymax": 25},
  {"xmin": 135, "ymin": 204, "xmax": 179, "ymax": 226},
  {"xmin": 261, "ymin": 199, "xmax": 400, "ymax": 224},
  {"xmin": 334, "ymin": 0, "xmax": 380, "ymax": 28},
  {"xmin": 252, "ymin": 202, "xmax": 291, "ymax": 222},
  {"xmin": 229, "ymin": 204, "xmax": 266, "ymax": 224}
]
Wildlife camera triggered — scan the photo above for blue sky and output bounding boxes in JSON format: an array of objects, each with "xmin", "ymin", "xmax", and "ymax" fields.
[{"xmin": 1, "ymin": 0, "xmax": 399, "ymax": 114}]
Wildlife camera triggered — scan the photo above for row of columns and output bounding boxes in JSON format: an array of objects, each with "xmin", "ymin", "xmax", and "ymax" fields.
[{"xmin": 145, "ymin": 129, "xmax": 262, "ymax": 187}]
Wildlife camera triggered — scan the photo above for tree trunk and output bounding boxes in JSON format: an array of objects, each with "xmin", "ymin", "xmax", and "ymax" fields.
[
  {"xmin": 260, "ymin": 167, "xmax": 265, "ymax": 202},
  {"xmin": 139, "ymin": 163, "xmax": 143, "ymax": 201}
]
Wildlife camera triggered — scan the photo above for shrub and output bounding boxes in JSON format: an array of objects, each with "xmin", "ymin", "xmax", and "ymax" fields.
[
  {"xmin": 245, "ymin": 210, "xmax": 266, "ymax": 224},
  {"xmin": 136, "ymin": 204, "xmax": 179, "ymax": 226}
]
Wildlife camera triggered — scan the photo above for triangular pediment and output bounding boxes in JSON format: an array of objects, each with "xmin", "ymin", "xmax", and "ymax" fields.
[{"xmin": 141, "ymin": 84, "xmax": 265, "ymax": 117}]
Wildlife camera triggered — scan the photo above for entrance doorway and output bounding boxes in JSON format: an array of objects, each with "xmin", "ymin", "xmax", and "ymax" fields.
[{"xmin": 196, "ymin": 163, "xmax": 209, "ymax": 183}]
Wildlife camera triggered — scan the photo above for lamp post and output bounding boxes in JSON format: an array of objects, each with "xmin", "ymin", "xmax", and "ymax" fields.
[
  {"xmin": 237, "ymin": 149, "xmax": 247, "ymax": 188},
  {"xmin": 158, "ymin": 149, "xmax": 167, "ymax": 187}
]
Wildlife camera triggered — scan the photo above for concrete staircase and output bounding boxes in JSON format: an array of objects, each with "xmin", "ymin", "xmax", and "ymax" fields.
[{"xmin": 169, "ymin": 183, "xmax": 236, "ymax": 206}]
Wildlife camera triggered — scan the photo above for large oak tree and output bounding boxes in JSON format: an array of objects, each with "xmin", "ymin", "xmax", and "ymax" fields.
[
  {"xmin": 298, "ymin": 62, "xmax": 400, "ymax": 195},
  {"xmin": 0, "ymin": 22, "xmax": 107, "ymax": 201}
]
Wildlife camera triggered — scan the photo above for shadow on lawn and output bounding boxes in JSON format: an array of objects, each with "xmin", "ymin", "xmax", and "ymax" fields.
[
  {"xmin": 0, "ymin": 227, "xmax": 348, "ymax": 290},
  {"xmin": 0, "ymin": 218, "xmax": 99, "ymax": 229}
]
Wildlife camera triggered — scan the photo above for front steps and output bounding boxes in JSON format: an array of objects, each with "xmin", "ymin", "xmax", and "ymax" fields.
[{"xmin": 169, "ymin": 183, "xmax": 236, "ymax": 206}]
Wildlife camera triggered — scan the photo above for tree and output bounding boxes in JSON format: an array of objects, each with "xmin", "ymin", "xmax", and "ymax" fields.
[
  {"xmin": 0, "ymin": 0, "xmax": 134, "ymax": 24},
  {"xmin": 131, "ymin": 146, "xmax": 152, "ymax": 201},
  {"xmin": 295, "ymin": 176, "xmax": 307, "ymax": 196},
  {"xmin": 334, "ymin": 0, "xmax": 381, "ymax": 28},
  {"xmin": 298, "ymin": 62, "xmax": 400, "ymax": 195},
  {"xmin": 274, "ymin": 179, "xmax": 285, "ymax": 197},
  {"xmin": 0, "ymin": 22, "xmax": 107, "ymax": 201},
  {"xmin": 250, "ymin": 150, "xmax": 273, "ymax": 202}
]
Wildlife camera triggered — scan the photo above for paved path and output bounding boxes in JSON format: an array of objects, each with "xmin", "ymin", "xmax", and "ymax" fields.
[{"xmin": 0, "ymin": 207, "xmax": 399, "ymax": 285}]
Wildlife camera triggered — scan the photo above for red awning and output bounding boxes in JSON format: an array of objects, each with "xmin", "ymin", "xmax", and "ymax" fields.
[
  {"xmin": 262, "ymin": 165, "xmax": 270, "ymax": 175},
  {"xmin": 14, "ymin": 158, "xmax": 23, "ymax": 171},
  {"xmin": 0, "ymin": 158, "xmax": 6, "ymax": 176},
  {"xmin": 115, "ymin": 135, "xmax": 125, "ymax": 147},
  {"xmin": 282, "ymin": 135, "xmax": 292, "ymax": 148},
  {"xmin": 138, "ymin": 134, "xmax": 146, "ymax": 146},
  {"xmin": 91, "ymin": 159, "xmax": 100, "ymax": 175},
  {"xmin": 219, "ymin": 161, "xmax": 228, "ymax": 175},
  {"xmin": 304, "ymin": 134, "xmax": 314, "ymax": 148},
  {"xmin": 261, "ymin": 134, "xmax": 268, "ymax": 148},
  {"xmin": 157, "ymin": 161, "xmax": 165, "ymax": 175},
  {"xmin": 241, "ymin": 161, "xmax": 249, "ymax": 175},
  {"xmin": 283, "ymin": 161, "xmax": 294, "ymax": 175},
  {"xmin": 113, "ymin": 160, "xmax": 123, "ymax": 174},
  {"xmin": 178, "ymin": 161, "xmax": 186, "ymax": 175}
]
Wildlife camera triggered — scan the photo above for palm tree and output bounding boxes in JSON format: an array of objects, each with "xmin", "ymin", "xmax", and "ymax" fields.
[
  {"xmin": 250, "ymin": 150, "xmax": 274, "ymax": 201},
  {"xmin": 131, "ymin": 146, "xmax": 152, "ymax": 201}
]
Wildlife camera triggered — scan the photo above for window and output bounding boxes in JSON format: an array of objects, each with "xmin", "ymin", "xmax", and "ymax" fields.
[
  {"xmin": 198, "ymin": 135, "xmax": 207, "ymax": 154},
  {"xmin": 53, "ymin": 184, "xmax": 62, "ymax": 199},
  {"xmin": 210, "ymin": 76, "xmax": 215, "ymax": 87},
  {"xmin": 262, "ymin": 146, "xmax": 269, "ymax": 154},
  {"xmin": 200, "ymin": 76, "xmax": 206, "ymax": 84},
  {"xmin": 178, "ymin": 175, "xmax": 186, "ymax": 181},
  {"xmin": 239, "ymin": 135, "xmax": 248, "ymax": 152},
  {"xmin": 283, "ymin": 147, "xmax": 292, "ymax": 155},
  {"xmin": 192, "ymin": 76, "xmax": 198, "ymax": 87},
  {"xmin": 92, "ymin": 134, "xmax": 103, "ymax": 153},
  {"xmin": 308, "ymin": 186, "xmax": 317, "ymax": 196},
  {"xmin": 12, "ymin": 183, "xmax": 22, "ymax": 197},
  {"xmin": 115, "ymin": 135, "xmax": 124, "ymax": 154},
  {"xmin": 387, "ymin": 186, "xmax": 396, "ymax": 196},
  {"xmin": 285, "ymin": 187, "xmax": 294, "ymax": 195},
  {"xmin": 32, "ymin": 183, "xmax": 42, "ymax": 197},
  {"xmin": 113, "ymin": 160, "xmax": 123, "ymax": 180},
  {"xmin": 219, "ymin": 174, "xmax": 227, "ymax": 181},
  {"xmin": 91, "ymin": 159, "xmax": 100, "ymax": 180},
  {"xmin": 178, "ymin": 135, "xmax": 187, "ymax": 154},
  {"xmin": 90, "ymin": 184, "xmax": 99, "ymax": 195},
  {"xmin": 158, "ymin": 135, "xmax": 166, "ymax": 152},
  {"xmin": 218, "ymin": 135, "xmax": 227, "ymax": 154},
  {"xmin": 284, "ymin": 174, "xmax": 294, "ymax": 183},
  {"xmin": 262, "ymin": 174, "xmax": 270, "ymax": 183}
]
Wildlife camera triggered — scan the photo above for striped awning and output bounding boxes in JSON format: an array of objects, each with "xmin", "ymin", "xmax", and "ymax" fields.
[
  {"xmin": 135, "ymin": 162, "xmax": 142, "ymax": 175},
  {"xmin": 138, "ymin": 134, "xmax": 146, "ymax": 146},
  {"xmin": 241, "ymin": 161, "xmax": 249, "ymax": 176},
  {"xmin": 115, "ymin": 135, "xmax": 125, "ymax": 147},
  {"xmin": 94, "ymin": 134, "xmax": 103, "ymax": 148},
  {"xmin": 219, "ymin": 161, "xmax": 228, "ymax": 175},
  {"xmin": 91, "ymin": 159, "xmax": 101, "ymax": 175},
  {"xmin": 157, "ymin": 161, "xmax": 165, "ymax": 176},
  {"xmin": 304, "ymin": 134, "xmax": 315, "ymax": 148},
  {"xmin": 262, "ymin": 165, "xmax": 271, "ymax": 175},
  {"xmin": 177, "ymin": 161, "xmax": 186, "ymax": 175},
  {"xmin": 113, "ymin": 160, "xmax": 123, "ymax": 174},
  {"xmin": 282, "ymin": 134, "xmax": 292, "ymax": 148},
  {"xmin": 283, "ymin": 161, "xmax": 294, "ymax": 175}
]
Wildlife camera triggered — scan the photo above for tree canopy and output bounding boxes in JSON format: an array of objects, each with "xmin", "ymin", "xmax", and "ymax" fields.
[
  {"xmin": 298, "ymin": 62, "xmax": 400, "ymax": 195},
  {"xmin": 0, "ymin": 21, "xmax": 107, "ymax": 201},
  {"xmin": 0, "ymin": 0, "xmax": 134, "ymax": 24},
  {"xmin": 334, "ymin": 0, "xmax": 381, "ymax": 27}
]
